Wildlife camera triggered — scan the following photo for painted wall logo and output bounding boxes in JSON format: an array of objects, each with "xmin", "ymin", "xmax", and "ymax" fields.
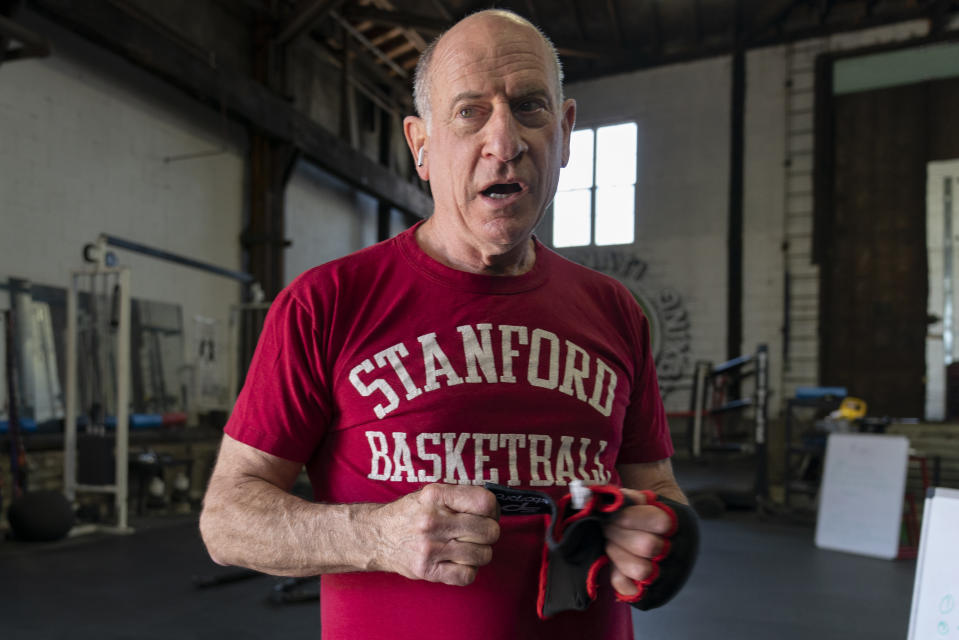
[{"xmin": 561, "ymin": 249, "xmax": 692, "ymax": 400}]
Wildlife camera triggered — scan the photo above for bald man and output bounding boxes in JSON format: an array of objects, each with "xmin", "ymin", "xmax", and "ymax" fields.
[{"xmin": 200, "ymin": 9, "xmax": 688, "ymax": 639}]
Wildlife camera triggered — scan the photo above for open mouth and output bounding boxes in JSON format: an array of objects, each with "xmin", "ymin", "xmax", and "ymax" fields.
[{"xmin": 481, "ymin": 183, "xmax": 523, "ymax": 199}]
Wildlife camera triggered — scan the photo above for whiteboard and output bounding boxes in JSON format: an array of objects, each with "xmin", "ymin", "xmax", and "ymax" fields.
[
  {"xmin": 908, "ymin": 487, "xmax": 959, "ymax": 640},
  {"xmin": 814, "ymin": 433, "xmax": 910, "ymax": 559}
]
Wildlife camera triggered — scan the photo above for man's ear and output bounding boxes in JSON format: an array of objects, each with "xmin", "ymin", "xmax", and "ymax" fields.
[
  {"xmin": 560, "ymin": 98, "xmax": 577, "ymax": 168},
  {"xmin": 403, "ymin": 115, "xmax": 429, "ymax": 181}
]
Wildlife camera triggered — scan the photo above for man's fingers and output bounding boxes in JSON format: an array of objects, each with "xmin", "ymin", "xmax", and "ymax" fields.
[
  {"xmin": 425, "ymin": 561, "xmax": 479, "ymax": 587},
  {"xmin": 422, "ymin": 483, "xmax": 499, "ymax": 519},
  {"xmin": 609, "ymin": 565, "xmax": 640, "ymax": 597},
  {"xmin": 609, "ymin": 501, "xmax": 673, "ymax": 535},
  {"xmin": 448, "ymin": 512, "xmax": 500, "ymax": 545},
  {"xmin": 604, "ymin": 522, "xmax": 665, "ymax": 559},
  {"xmin": 417, "ymin": 483, "xmax": 500, "ymax": 543},
  {"xmin": 421, "ymin": 540, "xmax": 492, "ymax": 586},
  {"xmin": 606, "ymin": 539, "xmax": 655, "ymax": 583},
  {"xmin": 439, "ymin": 539, "xmax": 494, "ymax": 567},
  {"xmin": 371, "ymin": 484, "xmax": 501, "ymax": 584}
]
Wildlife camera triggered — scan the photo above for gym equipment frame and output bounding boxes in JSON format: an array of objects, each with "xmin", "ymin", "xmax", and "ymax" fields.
[
  {"xmin": 63, "ymin": 264, "xmax": 133, "ymax": 534},
  {"xmin": 686, "ymin": 344, "xmax": 770, "ymax": 500}
]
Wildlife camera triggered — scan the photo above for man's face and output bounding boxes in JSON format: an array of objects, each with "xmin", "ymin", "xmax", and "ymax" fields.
[{"xmin": 415, "ymin": 16, "xmax": 576, "ymax": 256}]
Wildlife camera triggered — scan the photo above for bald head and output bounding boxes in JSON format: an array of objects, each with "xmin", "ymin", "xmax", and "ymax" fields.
[{"xmin": 413, "ymin": 10, "xmax": 564, "ymax": 129}]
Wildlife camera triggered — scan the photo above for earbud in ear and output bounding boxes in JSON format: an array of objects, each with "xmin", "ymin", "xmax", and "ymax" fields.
[{"xmin": 417, "ymin": 147, "xmax": 425, "ymax": 167}]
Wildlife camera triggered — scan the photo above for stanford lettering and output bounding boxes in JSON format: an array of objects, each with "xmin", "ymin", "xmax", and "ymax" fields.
[{"xmin": 348, "ymin": 323, "xmax": 618, "ymax": 421}]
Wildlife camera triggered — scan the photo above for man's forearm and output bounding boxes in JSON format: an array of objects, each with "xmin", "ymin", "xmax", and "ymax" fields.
[
  {"xmin": 199, "ymin": 475, "xmax": 379, "ymax": 577},
  {"xmin": 617, "ymin": 460, "xmax": 688, "ymax": 504},
  {"xmin": 200, "ymin": 436, "xmax": 499, "ymax": 584}
]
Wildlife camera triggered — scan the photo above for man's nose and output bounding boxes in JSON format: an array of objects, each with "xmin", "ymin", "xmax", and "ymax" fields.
[{"xmin": 482, "ymin": 106, "xmax": 527, "ymax": 163}]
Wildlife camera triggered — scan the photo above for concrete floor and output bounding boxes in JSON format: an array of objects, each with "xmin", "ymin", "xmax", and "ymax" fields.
[{"xmin": 0, "ymin": 502, "xmax": 916, "ymax": 640}]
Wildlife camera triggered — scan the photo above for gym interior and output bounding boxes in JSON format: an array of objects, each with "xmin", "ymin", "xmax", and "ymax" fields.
[{"xmin": 2, "ymin": 1, "xmax": 959, "ymax": 638}]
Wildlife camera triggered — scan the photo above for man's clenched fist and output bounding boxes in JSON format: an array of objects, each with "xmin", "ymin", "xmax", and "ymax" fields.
[{"xmin": 366, "ymin": 484, "xmax": 501, "ymax": 586}]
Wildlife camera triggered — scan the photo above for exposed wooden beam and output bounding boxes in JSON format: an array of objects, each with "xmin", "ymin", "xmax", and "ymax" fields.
[
  {"xmin": 28, "ymin": 0, "xmax": 431, "ymax": 218},
  {"xmin": 818, "ymin": 0, "xmax": 832, "ymax": 25},
  {"xmin": 369, "ymin": 25, "xmax": 404, "ymax": 47},
  {"xmin": 693, "ymin": 0, "xmax": 705, "ymax": 43},
  {"xmin": 311, "ymin": 33, "xmax": 412, "ymax": 111},
  {"xmin": 569, "ymin": 0, "xmax": 586, "ymax": 41},
  {"xmin": 0, "ymin": 13, "xmax": 51, "ymax": 62},
  {"xmin": 428, "ymin": 0, "xmax": 453, "ymax": 22},
  {"xmin": 650, "ymin": 0, "xmax": 663, "ymax": 55},
  {"xmin": 384, "ymin": 39, "xmax": 416, "ymax": 59},
  {"xmin": 275, "ymin": 0, "xmax": 348, "ymax": 45},
  {"xmin": 929, "ymin": 0, "xmax": 953, "ymax": 34},
  {"xmin": 330, "ymin": 10, "xmax": 407, "ymax": 77},
  {"xmin": 524, "ymin": 0, "xmax": 541, "ymax": 27},
  {"xmin": 342, "ymin": 3, "xmax": 626, "ymax": 61},
  {"xmin": 556, "ymin": 42, "xmax": 621, "ymax": 60},
  {"xmin": 340, "ymin": 5, "xmax": 448, "ymax": 34},
  {"xmin": 606, "ymin": 0, "xmax": 624, "ymax": 48},
  {"xmin": 234, "ymin": 0, "xmax": 279, "ymax": 19},
  {"xmin": 745, "ymin": 0, "xmax": 797, "ymax": 42},
  {"xmin": 368, "ymin": 0, "xmax": 428, "ymax": 50}
]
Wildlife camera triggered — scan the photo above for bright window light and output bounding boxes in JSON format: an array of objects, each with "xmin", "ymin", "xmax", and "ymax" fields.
[
  {"xmin": 553, "ymin": 189, "xmax": 591, "ymax": 248},
  {"xmin": 552, "ymin": 121, "xmax": 637, "ymax": 248},
  {"xmin": 595, "ymin": 186, "xmax": 635, "ymax": 246},
  {"xmin": 596, "ymin": 123, "xmax": 637, "ymax": 188},
  {"xmin": 558, "ymin": 130, "xmax": 594, "ymax": 191}
]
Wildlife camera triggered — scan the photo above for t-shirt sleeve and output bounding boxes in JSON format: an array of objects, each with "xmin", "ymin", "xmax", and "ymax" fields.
[
  {"xmin": 616, "ymin": 297, "xmax": 675, "ymax": 465},
  {"xmin": 224, "ymin": 287, "xmax": 331, "ymax": 463}
]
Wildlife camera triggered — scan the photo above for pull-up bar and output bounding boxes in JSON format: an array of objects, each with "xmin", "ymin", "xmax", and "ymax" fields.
[{"xmin": 85, "ymin": 234, "xmax": 256, "ymax": 285}]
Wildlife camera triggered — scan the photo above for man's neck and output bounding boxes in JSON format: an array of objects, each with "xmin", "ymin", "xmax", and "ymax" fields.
[{"xmin": 415, "ymin": 218, "xmax": 536, "ymax": 276}]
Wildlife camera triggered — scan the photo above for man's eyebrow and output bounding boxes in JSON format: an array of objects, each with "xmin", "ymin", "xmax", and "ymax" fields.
[
  {"xmin": 450, "ymin": 91, "xmax": 485, "ymax": 105},
  {"xmin": 512, "ymin": 88, "xmax": 552, "ymax": 103},
  {"xmin": 449, "ymin": 88, "xmax": 553, "ymax": 105}
]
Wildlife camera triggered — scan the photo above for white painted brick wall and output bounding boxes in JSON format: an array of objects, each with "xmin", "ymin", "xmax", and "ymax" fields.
[
  {"xmin": 558, "ymin": 57, "xmax": 731, "ymax": 413},
  {"xmin": 557, "ymin": 21, "xmax": 939, "ymax": 415},
  {"xmin": 284, "ymin": 159, "xmax": 379, "ymax": 285},
  {"xmin": 0, "ymin": 24, "xmax": 245, "ymax": 406}
]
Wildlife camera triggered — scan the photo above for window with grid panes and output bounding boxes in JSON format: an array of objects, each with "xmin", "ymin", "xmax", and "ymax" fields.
[{"xmin": 552, "ymin": 122, "xmax": 637, "ymax": 248}]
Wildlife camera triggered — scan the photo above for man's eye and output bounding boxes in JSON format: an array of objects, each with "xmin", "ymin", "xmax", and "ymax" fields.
[
  {"xmin": 458, "ymin": 107, "xmax": 475, "ymax": 118},
  {"xmin": 518, "ymin": 100, "xmax": 545, "ymax": 112}
]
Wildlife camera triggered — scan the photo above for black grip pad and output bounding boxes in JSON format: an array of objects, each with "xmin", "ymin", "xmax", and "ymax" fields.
[
  {"xmin": 486, "ymin": 482, "xmax": 625, "ymax": 619},
  {"xmin": 484, "ymin": 484, "xmax": 698, "ymax": 617},
  {"xmin": 538, "ymin": 487, "xmax": 626, "ymax": 618},
  {"xmin": 618, "ymin": 491, "xmax": 700, "ymax": 611}
]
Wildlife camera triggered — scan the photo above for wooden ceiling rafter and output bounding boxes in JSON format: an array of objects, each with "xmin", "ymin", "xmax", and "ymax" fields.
[
  {"xmin": 275, "ymin": 0, "xmax": 348, "ymax": 45},
  {"xmin": 650, "ymin": 0, "xmax": 664, "ymax": 55},
  {"xmin": 606, "ymin": 0, "xmax": 625, "ymax": 48},
  {"xmin": 693, "ymin": 0, "xmax": 705, "ymax": 43},
  {"xmin": 367, "ymin": 25, "xmax": 404, "ymax": 47}
]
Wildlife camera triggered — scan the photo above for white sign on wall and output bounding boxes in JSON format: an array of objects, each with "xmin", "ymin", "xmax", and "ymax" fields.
[{"xmin": 814, "ymin": 433, "xmax": 909, "ymax": 560}]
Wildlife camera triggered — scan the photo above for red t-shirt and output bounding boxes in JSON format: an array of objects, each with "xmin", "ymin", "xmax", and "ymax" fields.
[{"xmin": 226, "ymin": 223, "xmax": 673, "ymax": 639}]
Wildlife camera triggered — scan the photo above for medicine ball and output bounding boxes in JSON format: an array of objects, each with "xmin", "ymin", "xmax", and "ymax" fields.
[{"xmin": 7, "ymin": 490, "xmax": 75, "ymax": 542}]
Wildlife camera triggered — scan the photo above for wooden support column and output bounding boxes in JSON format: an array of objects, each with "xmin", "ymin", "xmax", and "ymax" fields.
[
  {"xmin": 340, "ymin": 22, "xmax": 359, "ymax": 148},
  {"xmin": 377, "ymin": 92, "xmax": 394, "ymax": 241},
  {"xmin": 727, "ymin": 0, "xmax": 745, "ymax": 362},
  {"xmin": 245, "ymin": 135, "xmax": 297, "ymax": 300},
  {"xmin": 243, "ymin": 18, "xmax": 298, "ymax": 300}
]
